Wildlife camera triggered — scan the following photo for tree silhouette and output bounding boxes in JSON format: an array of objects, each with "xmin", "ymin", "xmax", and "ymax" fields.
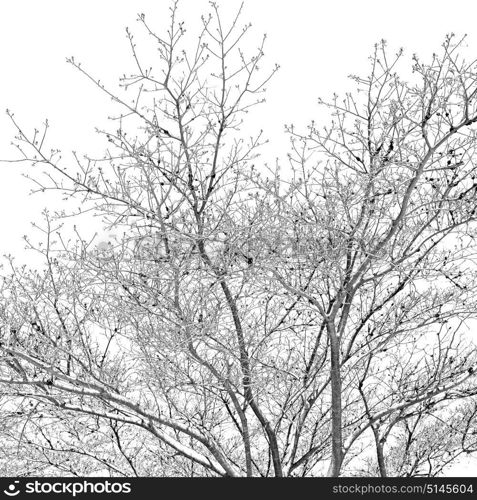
[{"xmin": 1, "ymin": 4, "xmax": 477, "ymax": 477}]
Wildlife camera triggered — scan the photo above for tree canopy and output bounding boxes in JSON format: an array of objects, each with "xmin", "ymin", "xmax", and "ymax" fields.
[{"xmin": 1, "ymin": 3, "xmax": 477, "ymax": 477}]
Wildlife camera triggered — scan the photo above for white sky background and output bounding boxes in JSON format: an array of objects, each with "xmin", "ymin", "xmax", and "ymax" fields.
[{"xmin": 1, "ymin": 0, "xmax": 477, "ymax": 475}]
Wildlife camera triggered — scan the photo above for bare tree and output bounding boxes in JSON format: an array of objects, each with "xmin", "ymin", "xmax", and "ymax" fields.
[
  {"xmin": 255, "ymin": 35, "xmax": 477, "ymax": 476},
  {"xmin": 2, "ymin": 2, "xmax": 477, "ymax": 477},
  {"xmin": 3, "ymin": 1, "xmax": 282, "ymax": 477}
]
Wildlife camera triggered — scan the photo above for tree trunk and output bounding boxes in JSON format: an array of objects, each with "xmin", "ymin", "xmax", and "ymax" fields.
[
  {"xmin": 376, "ymin": 440, "xmax": 387, "ymax": 477},
  {"xmin": 327, "ymin": 323, "xmax": 343, "ymax": 477},
  {"xmin": 371, "ymin": 426, "xmax": 387, "ymax": 477}
]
